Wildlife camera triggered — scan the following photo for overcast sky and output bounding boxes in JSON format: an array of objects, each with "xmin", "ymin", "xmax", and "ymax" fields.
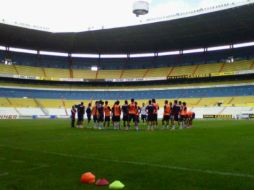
[{"xmin": 0, "ymin": 0, "xmax": 247, "ymax": 32}]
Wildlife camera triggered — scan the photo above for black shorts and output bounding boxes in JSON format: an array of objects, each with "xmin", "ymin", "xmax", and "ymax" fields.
[
  {"xmin": 163, "ymin": 115, "xmax": 170, "ymax": 121},
  {"xmin": 179, "ymin": 115, "xmax": 187, "ymax": 121},
  {"xmin": 135, "ymin": 115, "xmax": 140, "ymax": 123},
  {"xmin": 174, "ymin": 114, "xmax": 179, "ymax": 121},
  {"xmin": 113, "ymin": 116, "xmax": 120, "ymax": 122},
  {"xmin": 153, "ymin": 114, "xmax": 158, "ymax": 121},
  {"xmin": 78, "ymin": 115, "xmax": 84, "ymax": 122},
  {"xmin": 141, "ymin": 114, "xmax": 147, "ymax": 120},
  {"xmin": 123, "ymin": 114, "xmax": 129, "ymax": 121},
  {"xmin": 87, "ymin": 114, "xmax": 91, "ymax": 121},
  {"xmin": 93, "ymin": 115, "xmax": 97, "ymax": 122},
  {"xmin": 128, "ymin": 114, "xmax": 136, "ymax": 122},
  {"xmin": 105, "ymin": 116, "xmax": 110, "ymax": 122},
  {"xmin": 98, "ymin": 116, "xmax": 104, "ymax": 122},
  {"xmin": 147, "ymin": 114, "xmax": 154, "ymax": 122},
  {"xmin": 192, "ymin": 113, "xmax": 195, "ymax": 119}
]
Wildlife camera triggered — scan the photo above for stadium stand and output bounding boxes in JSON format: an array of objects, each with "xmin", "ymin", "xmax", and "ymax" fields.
[
  {"xmin": 0, "ymin": 59, "xmax": 253, "ymax": 80},
  {"xmin": 121, "ymin": 69, "xmax": 147, "ymax": 79},
  {"xmin": 44, "ymin": 67, "xmax": 70, "ymax": 79},
  {"xmin": 145, "ymin": 67, "xmax": 171, "ymax": 78},
  {"xmin": 15, "ymin": 65, "xmax": 45, "ymax": 77},
  {"xmin": 0, "ymin": 64, "xmax": 17, "ymax": 75},
  {"xmin": 72, "ymin": 69, "xmax": 96, "ymax": 79},
  {"xmin": 0, "ymin": 85, "xmax": 254, "ymax": 100},
  {"xmin": 97, "ymin": 70, "xmax": 121, "ymax": 79},
  {"xmin": 194, "ymin": 63, "xmax": 222, "ymax": 76}
]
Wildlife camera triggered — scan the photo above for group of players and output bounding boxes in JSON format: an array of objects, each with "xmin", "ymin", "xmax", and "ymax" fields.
[{"xmin": 71, "ymin": 98, "xmax": 195, "ymax": 131}]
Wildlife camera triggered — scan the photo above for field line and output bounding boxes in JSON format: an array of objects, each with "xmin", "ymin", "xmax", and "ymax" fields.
[{"xmin": 1, "ymin": 144, "xmax": 254, "ymax": 179}]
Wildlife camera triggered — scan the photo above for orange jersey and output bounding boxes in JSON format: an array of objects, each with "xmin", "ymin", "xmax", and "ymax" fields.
[
  {"xmin": 129, "ymin": 103, "xmax": 136, "ymax": 115},
  {"xmin": 180, "ymin": 106, "xmax": 187, "ymax": 116},
  {"xmin": 92, "ymin": 106, "xmax": 97, "ymax": 116},
  {"xmin": 153, "ymin": 103, "xmax": 159, "ymax": 114},
  {"xmin": 187, "ymin": 111, "xmax": 194, "ymax": 118},
  {"xmin": 164, "ymin": 104, "xmax": 171, "ymax": 116},
  {"xmin": 104, "ymin": 106, "xmax": 111, "ymax": 117},
  {"xmin": 113, "ymin": 105, "xmax": 121, "ymax": 116}
]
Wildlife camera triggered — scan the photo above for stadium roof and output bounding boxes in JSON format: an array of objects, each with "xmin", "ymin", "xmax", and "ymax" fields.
[{"xmin": 0, "ymin": 3, "xmax": 254, "ymax": 54}]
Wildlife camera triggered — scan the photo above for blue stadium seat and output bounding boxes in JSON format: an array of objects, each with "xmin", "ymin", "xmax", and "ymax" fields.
[{"xmin": 0, "ymin": 85, "xmax": 253, "ymax": 100}]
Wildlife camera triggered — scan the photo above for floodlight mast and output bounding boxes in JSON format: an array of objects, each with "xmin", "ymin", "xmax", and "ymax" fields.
[{"xmin": 133, "ymin": 1, "xmax": 149, "ymax": 17}]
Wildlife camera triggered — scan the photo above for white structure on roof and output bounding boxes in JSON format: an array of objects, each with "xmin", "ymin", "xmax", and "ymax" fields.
[{"xmin": 133, "ymin": 1, "xmax": 149, "ymax": 17}]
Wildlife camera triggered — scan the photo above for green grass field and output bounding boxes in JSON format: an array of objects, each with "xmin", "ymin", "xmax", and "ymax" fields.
[{"xmin": 0, "ymin": 119, "xmax": 254, "ymax": 190}]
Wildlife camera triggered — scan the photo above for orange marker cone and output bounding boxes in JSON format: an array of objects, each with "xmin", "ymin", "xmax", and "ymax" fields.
[{"xmin": 80, "ymin": 172, "xmax": 96, "ymax": 184}]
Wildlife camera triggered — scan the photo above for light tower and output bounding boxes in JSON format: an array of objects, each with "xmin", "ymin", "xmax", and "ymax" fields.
[{"xmin": 133, "ymin": 0, "xmax": 149, "ymax": 17}]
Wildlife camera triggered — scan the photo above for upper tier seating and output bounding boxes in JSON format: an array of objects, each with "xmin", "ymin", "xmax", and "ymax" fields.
[
  {"xmin": 44, "ymin": 67, "xmax": 70, "ymax": 79},
  {"xmin": 16, "ymin": 65, "xmax": 45, "ymax": 77},
  {"xmin": 194, "ymin": 63, "xmax": 222, "ymax": 76},
  {"xmin": 97, "ymin": 70, "xmax": 121, "ymax": 79},
  {"xmin": 0, "ymin": 59, "xmax": 253, "ymax": 80},
  {"xmin": 0, "ymin": 64, "xmax": 17, "ymax": 75},
  {"xmin": 222, "ymin": 60, "xmax": 253, "ymax": 72},
  {"xmin": 73, "ymin": 69, "xmax": 97, "ymax": 79}
]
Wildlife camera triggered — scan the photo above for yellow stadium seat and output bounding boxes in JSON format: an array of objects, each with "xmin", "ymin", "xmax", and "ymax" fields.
[
  {"xmin": 145, "ymin": 67, "xmax": 171, "ymax": 78},
  {"xmin": 169, "ymin": 65, "xmax": 195, "ymax": 76},
  {"xmin": 97, "ymin": 70, "xmax": 121, "ymax": 79},
  {"xmin": 121, "ymin": 69, "xmax": 146, "ymax": 79},
  {"xmin": 0, "ymin": 98, "xmax": 11, "ymax": 107},
  {"xmin": 8, "ymin": 98, "xmax": 37, "ymax": 107},
  {"xmin": 0, "ymin": 64, "xmax": 17, "ymax": 75},
  {"xmin": 16, "ymin": 65, "xmax": 45, "ymax": 77},
  {"xmin": 222, "ymin": 60, "xmax": 252, "ymax": 72},
  {"xmin": 44, "ymin": 68, "xmax": 70, "ymax": 79},
  {"xmin": 36, "ymin": 99, "xmax": 64, "ymax": 108},
  {"xmin": 194, "ymin": 63, "xmax": 222, "ymax": 75},
  {"xmin": 73, "ymin": 70, "xmax": 97, "ymax": 79}
]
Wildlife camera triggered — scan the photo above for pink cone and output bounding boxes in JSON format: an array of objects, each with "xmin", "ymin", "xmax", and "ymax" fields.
[{"xmin": 96, "ymin": 178, "xmax": 109, "ymax": 186}]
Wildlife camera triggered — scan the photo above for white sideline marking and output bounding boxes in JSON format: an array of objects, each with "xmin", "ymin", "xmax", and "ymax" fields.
[{"xmin": 1, "ymin": 144, "xmax": 254, "ymax": 179}]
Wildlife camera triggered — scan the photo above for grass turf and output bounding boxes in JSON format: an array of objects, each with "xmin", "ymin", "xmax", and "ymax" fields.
[{"xmin": 0, "ymin": 119, "xmax": 254, "ymax": 190}]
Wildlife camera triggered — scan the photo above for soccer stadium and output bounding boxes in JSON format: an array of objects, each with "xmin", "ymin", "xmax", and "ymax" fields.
[{"xmin": 0, "ymin": 0, "xmax": 254, "ymax": 189}]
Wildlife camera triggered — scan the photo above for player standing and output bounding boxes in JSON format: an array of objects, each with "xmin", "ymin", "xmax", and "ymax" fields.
[
  {"xmin": 121, "ymin": 100, "xmax": 129, "ymax": 129},
  {"xmin": 187, "ymin": 111, "xmax": 195, "ymax": 128},
  {"xmin": 169, "ymin": 102, "xmax": 174, "ymax": 128},
  {"xmin": 140, "ymin": 103, "xmax": 147, "ymax": 123},
  {"xmin": 112, "ymin": 101, "xmax": 121, "ymax": 130},
  {"xmin": 152, "ymin": 99, "xmax": 159, "ymax": 128},
  {"xmin": 104, "ymin": 101, "xmax": 111, "ymax": 128},
  {"xmin": 172, "ymin": 100, "xmax": 180, "ymax": 130},
  {"xmin": 86, "ymin": 103, "xmax": 92, "ymax": 127},
  {"xmin": 97, "ymin": 101, "xmax": 104, "ymax": 130},
  {"xmin": 162, "ymin": 100, "xmax": 171, "ymax": 129},
  {"xmin": 180, "ymin": 102, "xmax": 188, "ymax": 129},
  {"xmin": 146, "ymin": 100, "xmax": 155, "ymax": 131},
  {"xmin": 134, "ymin": 102, "xmax": 141, "ymax": 131},
  {"xmin": 128, "ymin": 98, "xmax": 137, "ymax": 130},
  {"xmin": 76, "ymin": 102, "xmax": 85, "ymax": 128},
  {"xmin": 92, "ymin": 102, "xmax": 98, "ymax": 129},
  {"xmin": 71, "ymin": 105, "xmax": 76, "ymax": 128}
]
